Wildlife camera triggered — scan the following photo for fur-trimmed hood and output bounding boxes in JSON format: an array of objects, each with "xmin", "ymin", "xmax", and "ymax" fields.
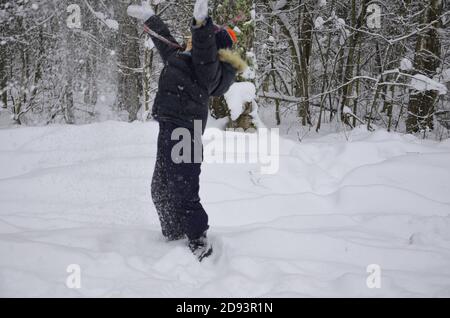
[{"xmin": 218, "ymin": 49, "xmax": 248, "ymax": 74}]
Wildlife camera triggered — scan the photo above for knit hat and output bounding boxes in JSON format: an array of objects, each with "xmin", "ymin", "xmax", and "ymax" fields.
[{"xmin": 214, "ymin": 26, "xmax": 237, "ymax": 50}]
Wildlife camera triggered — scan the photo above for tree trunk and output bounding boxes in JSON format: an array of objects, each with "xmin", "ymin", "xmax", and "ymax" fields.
[
  {"xmin": 297, "ymin": 0, "xmax": 313, "ymax": 126},
  {"xmin": 143, "ymin": 4, "xmax": 159, "ymax": 119},
  {"xmin": 64, "ymin": 30, "xmax": 75, "ymax": 125},
  {"xmin": 83, "ymin": 4, "xmax": 98, "ymax": 109},
  {"xmin": 340, "ymin": 0, "xmax": 368, "ymax": 124},
  {"xmin": 0, "ymin": 38, "xmax": 7, "ymax": 109},
  {"xmin": 406, "ymin": 0, "xmax": 443, "ymax": 133},
  {"xmin": 116, "ymin": 0, "xmax": 141, "ymax": 122}
]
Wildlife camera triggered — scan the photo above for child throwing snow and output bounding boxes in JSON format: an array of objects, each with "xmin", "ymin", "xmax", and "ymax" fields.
[{"xmin": 128, "ymin": 0, "xmax": 246, "ymax": 261}]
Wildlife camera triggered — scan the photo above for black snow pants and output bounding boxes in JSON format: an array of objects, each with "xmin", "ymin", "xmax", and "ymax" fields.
[{"xmin": 151, "ymin": 121, "xmax": 209, "ymax": 241}]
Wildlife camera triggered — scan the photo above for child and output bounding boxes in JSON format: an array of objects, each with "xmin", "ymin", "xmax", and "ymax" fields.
[{"xmin": 128, "ymin": 0, "xmax": 246, "ymax": 261}]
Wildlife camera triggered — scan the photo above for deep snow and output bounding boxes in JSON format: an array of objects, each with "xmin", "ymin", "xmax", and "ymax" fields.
[{"xmin": 1, "ymin": 121, "xmax": 450, "ymax": 297}]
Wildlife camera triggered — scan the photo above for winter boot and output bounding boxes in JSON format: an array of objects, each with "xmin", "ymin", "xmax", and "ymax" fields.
[{"xmin": 188, "ymin": 232, "xmax": 213, "ymax": 262}]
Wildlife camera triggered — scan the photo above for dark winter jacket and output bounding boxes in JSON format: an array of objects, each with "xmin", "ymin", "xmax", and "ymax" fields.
[{"xmin": 145, "ymin": 15, "xmax": 246, "ymax": 131}]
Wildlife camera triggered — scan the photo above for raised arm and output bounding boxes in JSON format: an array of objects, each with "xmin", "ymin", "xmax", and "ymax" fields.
[
  {"xmin": 191, "ymin": 17, "xmax": 224, "ymax": 94},
  {"xmin": 127, "ymin": 3, "xmax": 180, "ymax": 62},
  {"xmin": 144, "ymin": 15, "xmax": 180, "ymax": 62}
]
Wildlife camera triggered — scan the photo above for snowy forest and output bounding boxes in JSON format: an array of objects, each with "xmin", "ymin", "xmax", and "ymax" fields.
[
  {"xmin": 0, "ymin": 0, "xmax": 449, "ymax": 138},
  {"xmin": 2, "ymin": 0, "xmax": 450, "ymax": 298}
]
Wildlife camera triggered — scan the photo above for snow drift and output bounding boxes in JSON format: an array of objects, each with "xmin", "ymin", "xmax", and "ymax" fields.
[{"xmin": 0, "ymin": 121, "xmax": 450, "ymax": 297}]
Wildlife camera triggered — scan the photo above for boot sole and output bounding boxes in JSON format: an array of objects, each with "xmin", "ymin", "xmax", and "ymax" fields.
[{"xmin": 198, "ymin": 246, "xmax": 213, "ymax": 262}]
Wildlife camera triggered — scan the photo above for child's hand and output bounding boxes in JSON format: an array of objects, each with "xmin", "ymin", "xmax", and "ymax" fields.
[
  {"xmin": 127, "ymin": 2, "xmax": 155, "ymax": 21},
  {"xmin": 194, "ymin": 0, "xmax": 209, "ymax": 24}
]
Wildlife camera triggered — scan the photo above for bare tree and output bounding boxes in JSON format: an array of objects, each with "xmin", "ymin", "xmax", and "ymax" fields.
[
  {"xmin": 116, "ymin": 0, "xmax": 141, "ymax": 122},
  {"xmin": 406, "ymin": 0, "xmax": 444, "ymax": 133}
]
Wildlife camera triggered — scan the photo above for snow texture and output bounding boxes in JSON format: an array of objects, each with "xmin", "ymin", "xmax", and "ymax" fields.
[
  {"xmin": 314, "ymin": 17, "xmax": 325, "ymax": 30},
  {"xmin": 193, "ymin": 0, "xmax": 209, "ymax": 23},
  {"xmin": 224, "ymin": 82, "xmax": 256, "ymax": 121},
  {"xmin": 145, "ymin": 37, "xmax": 155, "ymax": 50},
  {"xmin": 273, "ymin": 0, "xmax": 288, "ymax": 11},
  {"xmin": 94, "ymin": 11, "xmax": 119, "ymax": 31},
  {"xmin": 127, "ymin": 3, "xmax": 155, "ymax": 21},
  {"xmin": 441, "ymin": 68, "xmax": 450, "ymax": 83},
  {"xmin": 400, "ymin": 58, "xmax": 413, "ymax": 71},
  {"xmin": 318, "ymin": 0, "xmax": 327, "ymax": 8},
  {"xmin": 411, "ymin": 74, "xmax": 448, "ymax": 95},
  {"xmin": 336, "ymin": 18, "xmax": 346, "ymax": 27},
  {"xmin": 104, "ymin": 19, "xmax": 119, "ymax": 31},
  {"xmin": 342, "ymin": 106, "xmax": 353, "ymax": 115},
  {"xmin": 1, "ymin": 122, "xmax": 450, "ymax": 297}
]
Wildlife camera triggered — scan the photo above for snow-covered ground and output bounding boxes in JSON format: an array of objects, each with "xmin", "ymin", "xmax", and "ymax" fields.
[{"xmin": 1, "ymin": 121, "xmax": 450, "ymax": 297}]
